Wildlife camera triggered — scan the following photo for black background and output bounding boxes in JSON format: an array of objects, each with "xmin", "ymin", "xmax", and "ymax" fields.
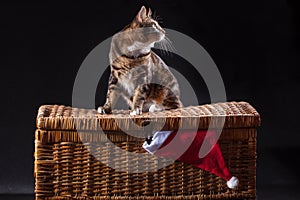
[{"xmin": 1, "ymin": 0, "xmax": 300, "ymax": 199}]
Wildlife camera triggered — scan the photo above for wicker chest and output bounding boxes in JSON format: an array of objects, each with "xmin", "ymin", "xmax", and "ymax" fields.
[{"xmin": 34, "ymin": 101, "xmax": 260, "ymax": 200}]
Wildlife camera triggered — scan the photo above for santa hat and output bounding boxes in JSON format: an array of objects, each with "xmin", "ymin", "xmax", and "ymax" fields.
[{"xmin": 143, "ymin": 130, "xmax": 239, "ymax": 189}]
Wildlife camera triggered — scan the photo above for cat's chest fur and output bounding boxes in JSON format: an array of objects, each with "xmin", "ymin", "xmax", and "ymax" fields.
[
  {"xmin": 118, "ymin": 64, "xmax": 152, "ymax": 96},
  {"xmin": 120, "ymin": 73, "xmax": 135, "ymax": 95}
]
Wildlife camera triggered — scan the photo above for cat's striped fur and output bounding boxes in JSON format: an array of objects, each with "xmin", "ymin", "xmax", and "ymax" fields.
[{"xmin": 98, "ymin": 6, "xmax": 182, "ymax": 115}]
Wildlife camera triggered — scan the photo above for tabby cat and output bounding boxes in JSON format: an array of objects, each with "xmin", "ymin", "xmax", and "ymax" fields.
[{"xmin": 98, "ymin": 6, "xmax": 182, "ymax": 115}]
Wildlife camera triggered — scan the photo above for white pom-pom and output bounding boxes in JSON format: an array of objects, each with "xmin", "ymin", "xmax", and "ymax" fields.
[{"xmin": 227, "ymin": 176, "xmax": 239, "ymax": 189}]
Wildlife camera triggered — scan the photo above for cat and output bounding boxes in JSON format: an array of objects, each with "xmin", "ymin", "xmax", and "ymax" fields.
[{"xmin": 98, "ymin": 6, "xmax": 182, "ymax": 116}]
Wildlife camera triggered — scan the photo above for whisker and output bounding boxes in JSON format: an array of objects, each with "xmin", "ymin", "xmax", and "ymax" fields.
[
  {"xmin": 160, "ymin": 37, "xmax": 175, "ymax": 56},
  {"xmin": 163, "ymin": 39, "xmax": 171, "ymax": 56},
  {"xmin": 158, "ymin": 40, "xmax": 167, "ymax": 56},
  {"xmin": 165, "ymin": 36, "xmax": 176, "ymax": 53},
  {"xmin": 155, "ymin": 36, "xmax": 176, "ymax": 57},
  {"xmin": 157, "ymin": 41, "xmax": 164, "ymax": 56},
  {"xmin": 159, "ymin": 40, "xmax": 166, "ymax": 56}
]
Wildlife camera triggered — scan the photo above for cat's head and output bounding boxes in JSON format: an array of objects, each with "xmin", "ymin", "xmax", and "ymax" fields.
[
  {"xmin": 123, "ymin": 6, "xmax": 165, "ymax": 48},
  {"xmin": 110, "ymin": 6, "xmax": 166, "ymax": 59}
]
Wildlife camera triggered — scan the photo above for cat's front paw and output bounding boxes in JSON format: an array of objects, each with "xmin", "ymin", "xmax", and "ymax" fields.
[
  {"xmin": 97, "ymin": 106, "xmax": 112, "ymax": 114},
  {"xmin": 97, "ymin": 107, "xmax": 105, "ymax": 114},
  {"xmin": 149, "ymin": 104, "xmax": 164, "ymax": 112},
  {"xmin": 130, "ymin": 108, "xmax": 142, "ymax": 116}
]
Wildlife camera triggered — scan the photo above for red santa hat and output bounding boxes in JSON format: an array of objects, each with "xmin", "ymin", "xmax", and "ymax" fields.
[{"xmin": 143, "ymin": 130, "xmax": 239, "ymax": 189}]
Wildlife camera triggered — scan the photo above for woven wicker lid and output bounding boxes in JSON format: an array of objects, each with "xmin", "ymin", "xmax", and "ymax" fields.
[{"xmin": 36, "ymin": 101, "xmax": 260, "ymax": 131}]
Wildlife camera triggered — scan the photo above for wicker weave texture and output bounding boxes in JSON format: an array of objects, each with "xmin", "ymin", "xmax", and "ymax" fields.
[
  {"xmin": 36, "ymin": 102, "xmax": 260, "ymax": 131},
  {"xmin": 34, "ymin": 102, "xmax": 259, "ymax": 200},
  {"xmin": 35, "ymin": 129, "xmax": 256, "ymax": 200}
]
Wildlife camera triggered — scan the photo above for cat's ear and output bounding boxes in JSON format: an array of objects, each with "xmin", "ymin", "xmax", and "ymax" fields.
[
  {"xmin": 147, "ymin": 8, "xmax": 152, "ymax": 18},
  {"xmin": 135, "ymin": 6, "xmax": 147, "ymax": 23}
]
